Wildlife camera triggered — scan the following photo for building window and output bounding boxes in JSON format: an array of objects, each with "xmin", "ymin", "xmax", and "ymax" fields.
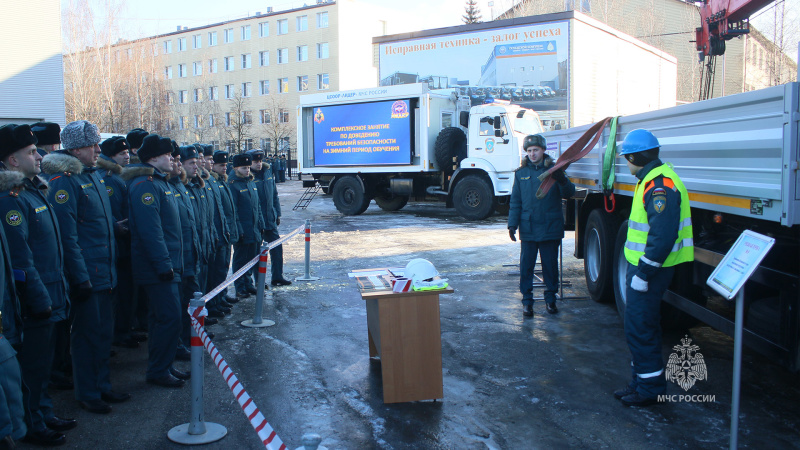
[
  {"xmin": 194, "ymin": 88, "xmax": 202, "ymax": 102},
  {"xmin": 224, "ymin": 56, "xmax": 234, "ymax": 71},
  {"xmin": 226, "ymin": 140, "xmax": 235, "ymax": 151},
  {"xmin": 277, "ymin": 19, "xmax": 288, "ymax": 35},
  {"xmin": 317, "ymin": 42, "xmax": 329, "ymax": 59},
  {"xmin": 165, "ymin": 119, "xmax": 173, "ymax": 130},
  {"xmin": 178, "ymin": 64, "xmax": 187, "ymax": 77},
  {"xmin": 164, "ymin": 66, "xmax": 173, "ymax": 79},
  {"xmin": 279, "ymin": 137, "xmax": 290, "ymax": 152},
  {"xmin": 260, "ymin": 138, "xmax": 271, "ymax": 151},
  {"xmin": 179, "ymin": 116, "xmax": 187, "ymax": 129},
  {"xmin": 225, "ymin": 112, "xmax": 232, "ymax": 126},
  {"xmin": 179, "ymin": 90, "xmax": 188, "ymax": 103},
  {"xmin": 242, "ymin": 111, "xmax": 252, "ymax": 125},
  {"xmin": 166, "ymin": 92, "xmax": 174, "ymax": 105},
  {"xmin": 279, "ymin": 78, "xmax": 289, "ymax": 93},
  {"xmin": 241, "ymin": 25, "xmax": 251, "ymax": 41},
  {"xmin": 224, "ymin": 28, "xmax": 234, "ymax": 43},
  {"xmin": 297, "ymin": 75, "xmax": 308, "ymax": 91},
  {"xmin": 193, "ymin": 61, "xmax": 202, "ymax": 76},
  {"xmin": 193, "ymin": 34, "xmax": 202, "ymax": 49},
  {"xmin": 164, "ymin": 40, "xmax": 172, "ymax": 53},
  {"xmin": 178, "ymin": 37, "xmax": 187, "ymax": 51},
  {"xmin": 296, "ymin": 15, "xmax": 308, "ymax": 31},
  {"xmin": 209, "ymin": 86, "xmax": 218, "ymax": 100},
  {"xmin": 277, "ymin": 48, "xmax": 288, "ymax": 64},
  {"xmin": 318, "ymin": 73, "xmax": 329, "ymax": 90},
  {"xmin": 211, "ymin": 141, "xmax": 219, "ymax": 150},
  {"xmin": 209, "ymin": 114, "xmax": 215, "ymax": 127},
  {"xmin": 259, "ymin": 51, "xmax": 269, "ymax": 66},
  {"xmin": 225, "ymin": 84, "xmax": 234, "ymax": 99},
  {"xmin": 279, "ymin": 109, "xmax": 289, "ymax": 123},
  {"xmin": 208, "ymin": 31, "xmax": 217, "ymax": 46},
  {"xmin": 259, "ymin": 110, "xmax": 270, "ymax": 124},
  {"xmin": 242, "ymin": 82, "xmax": 252, "ymax": 97},
  {"xmin": 194, "ymin": 115, "xmax": 202, "ymax": 128},
  {"xmin": 317, "ymin": 12, "xmax": 328, "ymax": 28},
  {"xmin": 297, "ymin": 45, "xmax": 308, "ymax": 62},
  {"xmin": 259, "ymin": 22, "xmax": 269, "ymax": 37},
  {"xmin": 259, "ymin": 80, "xmax": 270, "ymax": 95},
  {"xmin": 241, "ymin": 53, "xmax": 252, "ymax": 69},
  {"xmin": 209, "ymin": 59, "xmax": 218, "ymax": 73}
]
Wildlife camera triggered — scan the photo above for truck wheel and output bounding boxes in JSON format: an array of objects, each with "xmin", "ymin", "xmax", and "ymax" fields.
[
  {"xmin": 453, "ymin": 175, "xmax": 495, "ymax": 220},
  {"xmin": 332, "ymin": 176, "xmax": 370, "ymax": 216},
  {"xmin": 584, "ymin": 210, "xmax": 619, "ymax": 303},
  {"xmin": 375, "ymin": 194, "xmax": 408, "ymax": 211},
  {"xmin": 612, "ymin": 221, "xmax": 630, "ymax": 320},
  {"xmin": 434, "ymin": 127, "xmax": 467, "ymax": 174}
]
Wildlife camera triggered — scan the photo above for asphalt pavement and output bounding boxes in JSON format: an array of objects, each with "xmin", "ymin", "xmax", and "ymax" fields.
[{"xmin": 28, "ymin": 179, "xmax": 800, "ymax": 449}]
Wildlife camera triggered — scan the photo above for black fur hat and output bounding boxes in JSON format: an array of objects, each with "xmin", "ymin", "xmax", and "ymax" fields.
[
  {"xmin": 138, "ymin": 134, "xmax": 173, "ymax": 162},
  {"xmin": 246, "ymin": 149, "xmax": 264, "ymax": 162},
  {"xmin": 30, "ymin": 122, "xmax": 61, "ymax": 146},
  {"xmin": 126, "ymin": 128, "xmax": 148, "ymax": 149},
  {"xmin": 0, "ymin": 124, "xmax": 38, "ymax": 160},
  {"xmin": 179, "ymin": 145, "xmax": 199, "ymax": 162},
  {"xmin": 202, "ymin": 144, "xmax": 214, "ymax": 157},
  {"xmin": 212, "ymin": 151, "xmax": 229, "ymax": 164},
  {"xmin": 232, "ymin": 153, "xmax": 252, "ymax": 167},
  {"xmin": 100, "ymin": 136, "xmax": 130, "ymax": 157}
]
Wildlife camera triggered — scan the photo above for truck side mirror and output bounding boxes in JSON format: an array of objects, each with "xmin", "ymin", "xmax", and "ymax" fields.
[
  {"xmin": 494, "ymin": 129, "xmax": 505, "ymax": 138},
  {"xmin": 459, "ymin": 111, "xmax": 469, "ymax": 128},
  {"xmin": 494, "ymin": 116, "xmax": 502, "ymax": 129}
]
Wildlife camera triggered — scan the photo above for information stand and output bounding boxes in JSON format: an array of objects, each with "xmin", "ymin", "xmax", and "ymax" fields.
[{"xmin": 706, "ymin": 230, "xmax": 775, "ymax": 450}]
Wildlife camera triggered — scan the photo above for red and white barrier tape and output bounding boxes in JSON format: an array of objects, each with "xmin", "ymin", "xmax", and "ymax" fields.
[{"xmin": 189, "ymin": 316, "xmax": 287, "ymax": 450}]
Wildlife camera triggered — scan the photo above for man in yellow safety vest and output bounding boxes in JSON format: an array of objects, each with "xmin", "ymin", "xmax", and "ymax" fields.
[{"xmin": 614, "ymin": 129, "xmax": 693, "ymax": 407}]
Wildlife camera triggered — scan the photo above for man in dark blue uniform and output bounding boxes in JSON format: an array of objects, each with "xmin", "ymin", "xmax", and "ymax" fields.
[
  {"xmin": 123, "ymin": 135, "xmax": 187, "ymax": 388},
  {"xmin": 0, "ymin": 124, "xmax": 72, "ymax": 445},
  {"xmin": 185, "ymin": 147, "xmax": 216, "ymax": 298},
  {"xmin": 249, "ymin": 150, "xmax": 291, "ymax": 287},
  {"xmin": 30, "ymin": 122, "xmax": 61, "ymax": 157},
  {"xmin": 229, "ymin": 154, "xmax": 265, "ymax": 297},
  {"xmin": 41, "ymin": 120, "xmax": 126, "ymax": 414},
  {"xmin": 508, "ymin": 134, "xmax": 574, "ymax": 317},
  {"xmin": 203, "ymin": 146, "xmax": 236, "ymax": 311}
]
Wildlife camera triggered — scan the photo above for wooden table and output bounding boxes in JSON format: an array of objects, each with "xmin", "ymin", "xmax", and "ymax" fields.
[{"xmin": 360, "ymin": 286, "xmax": 453, "ymax": 403}]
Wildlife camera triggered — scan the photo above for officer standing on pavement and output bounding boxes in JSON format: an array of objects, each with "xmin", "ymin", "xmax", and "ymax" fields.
[
  {"xmin": 614, "ymin": 129, "xmax": 694, "ymax": 407},
  {"xmin": 186, "ymin": 146, "xmax": 215, "ymax": 294},
  {"xmin": 229, "ymin": 154, "xmax": 264, "ymax": 297},
  {"xmin": 0, "ymin": 124, "xmax": 73, "ymax": 445},
  {"xmin": 123, "ymin": 135, "xmax": 187, "ymax": 388},
  {"xmin": 41, "ymin": 120, "xmax": 127, "ymax": 414},
  {"xmin": 210, "ymin": 151, "xmax": 239, "ymax": 304},
  {"xmin": 203, "ymin": 147, "xmax": 237, "ymax": 311},
  {"xmin": 248, "ymin": 150, "xmax": 291, "ymax": 287},
  {"xmin": 508, "ymin": 134, "xmax": 574, "ymax": 317}
]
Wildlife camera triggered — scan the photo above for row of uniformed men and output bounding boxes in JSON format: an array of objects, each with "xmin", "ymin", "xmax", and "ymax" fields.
[{"xmin": 0, "ymin": 120, "xmax": 289, "ymax": 448}]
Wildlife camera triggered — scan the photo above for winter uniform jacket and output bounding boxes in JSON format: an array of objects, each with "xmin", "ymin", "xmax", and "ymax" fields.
[
  {"xmin": 252, "ymin": 165, "xmax": 280, "ymax": 232},
  {"xmin": 0, "ymin": 170, "xmax": 69, "ymax": 325},
  {"xmin": 96, "ymin": 154, "xmax": 129, "ymax": 259},
  {"xmin": 0, "ymin": 223, "xmax": 23, "ymax": 350},
  {"xmin": 41, "ymin": 151, "xmax": 117, "ymax": 291},
  {"xmin": 213, "ymin": 172, "xmax": 239, "ymax": 245},
  {"xmin": 187, "ymin": 175, "xmax": 213, "ymax": 262},
  {"xmin": 169, "ymin": 174, "xmax": 201, "ymax": 278},
  {"xmin": 228, "ymin": 172, "xmax": 264, "ymax": 244},
  {"xmin": 205, "ymin": 171, "xmax": 231, "ymax": 247},
  {"xmin": 508, "ymin": 154, "xmax": 576, "ymax": 242},
  {"xmin": 121, "ymin": 163, "xmax": 183, "ymax": 285}
]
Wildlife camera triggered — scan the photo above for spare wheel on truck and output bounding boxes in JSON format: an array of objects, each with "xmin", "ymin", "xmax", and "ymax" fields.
[{"xmin": 434, "ymin": 127, "xmax": 467, "ymax": 175}]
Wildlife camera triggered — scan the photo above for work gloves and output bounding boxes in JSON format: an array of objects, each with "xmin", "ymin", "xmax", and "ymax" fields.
[
  {"xmin": 631, "ymin": 274, "xmax": 649, "ymax": 292},
  {"xmin": 276, "ymin": 217, "xmax": 280, "ymax": 226},
  {"xmin": 551, "ymin": 169, "xmax": 568, "ymax": 184},
  {"xmin": 28, "ymin": 306, "xmax": 52, "ymax": 321},
  {"xmin": 158, "ymin": 269, "xmax": 175, "ymax": 282},
  {"xmin": 508, "ymin": 227, "xmax": 517, "ymax": 242},
  {"xmin": 71, "ymin": 280, "xmax": 93, "ymax": 302}
]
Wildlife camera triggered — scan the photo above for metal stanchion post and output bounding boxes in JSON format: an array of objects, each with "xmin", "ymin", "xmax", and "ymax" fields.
[
  {"xmin": 296, "ymin": 219, "xmax": 320, "ymax": 281},
  {"xmin": 242, "ymin": 245, "xmax": 275, "ymax": 328},
  {"xmin": 168, "ymin": 292, "xmax": 227, "ymax": 444},
  {"xmin": 295, "ymin": 433, "xmax": 328, "ymax": 450}
]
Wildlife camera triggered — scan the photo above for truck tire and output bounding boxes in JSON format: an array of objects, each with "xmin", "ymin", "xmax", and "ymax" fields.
[
  {"xmin": 332, "ymin": 176, "xmax": 370, "ymax": 216},
  {"xmin": 434, "ymin": 127, "xmax": 467, "ymax": 174},
  {"xmin": 453, "ymin": 175, "xmax": 495, "ymax": 220},
  {"xmin": 375, "ymin": 194, "xmax": 408, "ymax": 211},
  {"xmin": 584, "ymin": 210, "xmax": 619, "ymax": 303}
]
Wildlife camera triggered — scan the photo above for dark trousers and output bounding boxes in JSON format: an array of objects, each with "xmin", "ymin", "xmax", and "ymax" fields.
[
  {"xmin": 41, "ymin": 319, "xmax": 66, "ymax": 421},
  {"xmin": 143, "ymin": 281, "xmax": 181, "ymax": 379},
  {"xmin": 71, "ymin": 290, "xmax": 115, "ymax": 401},
  {"xmin": 17, "ymin": 323, "xmax": 54, "ymax": 432},
  {"xmin": 232, "ymin": 242, "xmax": 258, "ymax": 292},
  {"xmin": 519, "ymin": 239, "xmax": 560, "ymax": 306},
  {"xmin": 133, "ymin": 285, "xmax": 149, "ymax": 331},
  {"xmin": 208, "ymin": 244, "xmax": 231, "ymax": 305},
  {"xmin": 624, "ymin": 262, "xmax": 675, "ymax": 398},
  {"xmin": 261, "ymin": 229, "xmax": 284, "ymax": 281},
  {"xmin": 0, "ymin": 345, "xmax": 26, "ymax": 441},
  {"xmin": 180, "ymin": 276, "xmax": 202, "ymax": 349},
  {"xmin": 114, "ymin": 258, "xmax": 135, "ymax": 342}
]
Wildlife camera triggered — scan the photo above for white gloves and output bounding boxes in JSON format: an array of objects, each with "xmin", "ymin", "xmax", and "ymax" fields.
[{"xmin": 631, "ymin": 274, "xmax": 649, "ymax": 292}]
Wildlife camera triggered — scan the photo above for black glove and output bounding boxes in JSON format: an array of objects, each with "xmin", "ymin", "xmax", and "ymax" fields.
[
  {"xmin": 71, "ymin": 280, "xmax": 93, "ymax": 302},
  {"xmin": 114, "ymin": 219, "xmax": 130, "ymax": 238},
  {"xmin": 552, "ymin": 169, "xmax": 567, "ymax": 184},
  {"xmin": 158, "ymin": 269, "xmax": 174, "ymax": 282},
  {"xmin": 29, "ymin": 306, "xmax": 52, "ymax": 321},
  {"xmin": 275, "ymin": 217, "xmax": 280, "ymax": 226},
  {"xmin": 508, "ymin": 227, "xmax": 517, "ymax": 242}
]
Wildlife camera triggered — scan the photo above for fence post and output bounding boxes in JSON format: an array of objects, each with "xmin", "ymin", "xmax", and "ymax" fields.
[
  {"xmin": 296, "ymin": 219, "xmax": 320, "ymax": 281},
  {"xmin": 168, "ymin": 292, "xmax": 227, "ymax": 444},
  {"xmin": 242, "ymin": 243, "xmax": 276, "ymax": 328},
  {"xmin": 295, "ymin": 433, "xmax": 328, "ymax": 450}
]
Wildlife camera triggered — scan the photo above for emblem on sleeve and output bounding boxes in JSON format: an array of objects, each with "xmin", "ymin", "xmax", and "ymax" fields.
[
  {"xmin": 5, "ymin": 211, "xmax": 22, "ymax": 226},
  {"xmin": 55, "ymin": 190, "xmax": 69, "ymax": 204},
  {"xmin": 653, "ymin": 194, "xmax": 667, "ymax": 213},
  {"xmin": 142, "ymin": 193, "xmax": 155, "ymax": 205},
  {"xmin": 107, "ymin": 187, "xmax": 114, "ymax": 196}
]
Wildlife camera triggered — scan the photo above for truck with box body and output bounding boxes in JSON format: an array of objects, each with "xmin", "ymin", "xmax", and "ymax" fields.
[
  {"xmin": 543, "ymin": 83, "xmax": 800, "ymax": 370},
  {"xmin": 296, "ymin": 83, "xmax": 544, "ymax": 219}
]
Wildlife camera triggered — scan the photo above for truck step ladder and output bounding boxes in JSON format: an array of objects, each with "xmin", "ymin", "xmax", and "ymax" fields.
[{"xmin": 293, "ymin": 180, "xmax": 322, "ymax": 210}]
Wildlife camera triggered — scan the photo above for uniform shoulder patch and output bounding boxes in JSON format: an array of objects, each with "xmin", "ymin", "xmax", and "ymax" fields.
[
  {"xmin": 55, "ymin": 190, "xmax": 69, "ymax": 204},
  {"xmin": 106, "ymin": 186, "xmax": 114, "ymax": 196},
  {"xmin": 141, "ymin": 193, "xmax": 155, "ymax": 205},
  {"xmin": 5, "ymin": 210, "xmax": 22, "ymax": 226},
  {"xmin": 653, "ymin": 193, "xmax": 667, "ymax": 213}
]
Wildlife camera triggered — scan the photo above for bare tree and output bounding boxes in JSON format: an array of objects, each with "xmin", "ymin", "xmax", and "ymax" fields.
[
  {"xmin": 257, "ymin": 94, "xmax": 295, "ymax": 159},
  {"xmin": 222, "ymin": 89, "xmax": 253, "ymax": 154}
]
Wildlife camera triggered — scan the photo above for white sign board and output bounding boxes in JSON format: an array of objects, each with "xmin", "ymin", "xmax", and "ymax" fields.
[{"xmin": 706, "ymin": 230, "xmax": 775, "ymax": 300}]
